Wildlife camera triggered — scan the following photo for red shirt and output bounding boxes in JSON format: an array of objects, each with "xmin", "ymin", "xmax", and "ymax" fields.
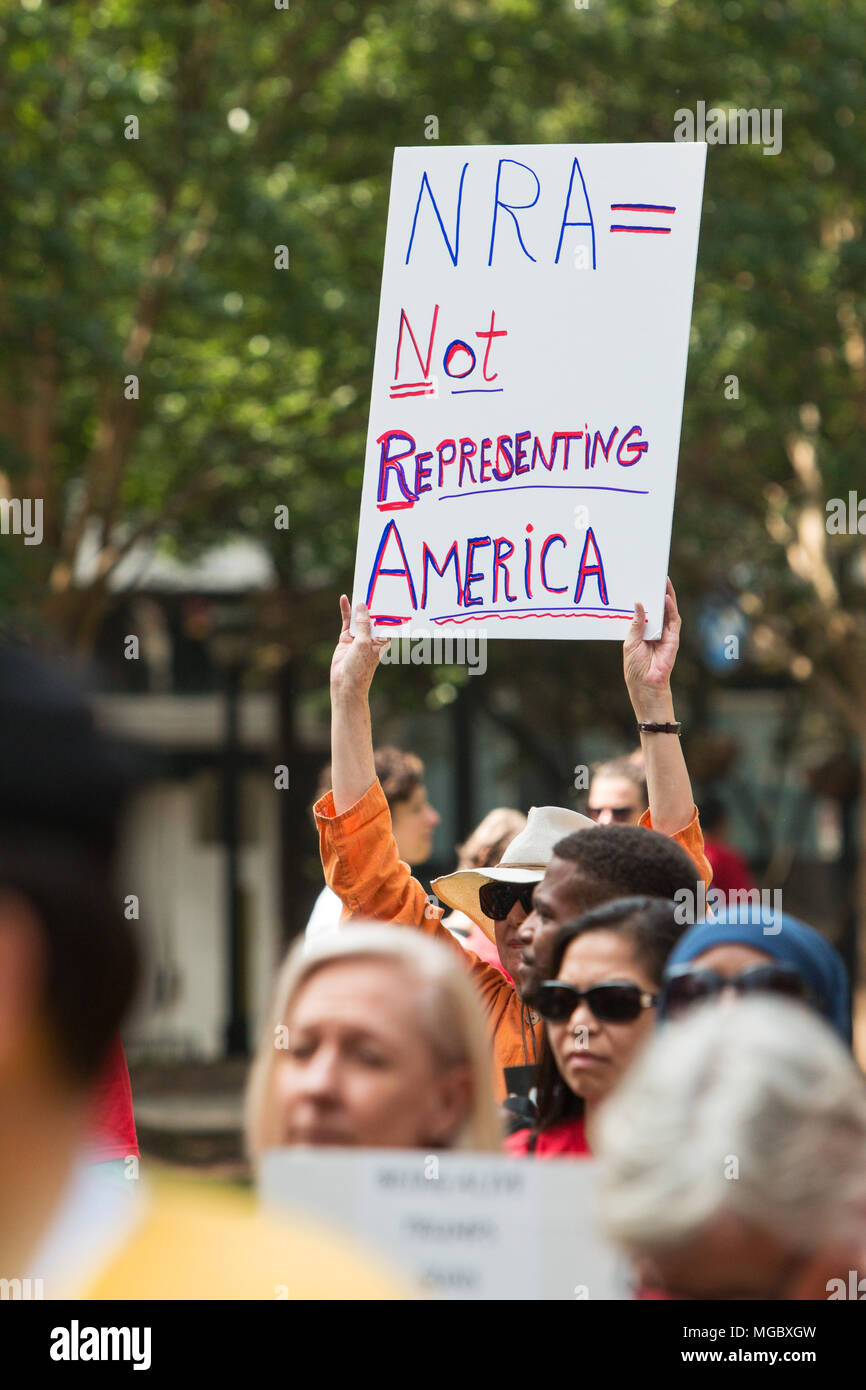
[
  {"xmin": 86, "ymin": 1036, "xmax": 139, "ymax": 1161},
  {"xmin": 504, "ymin": 1116, "xmax": 591, "ymax": 1157},
  {"xmin": 703, "ymin": 836, "xmax": 754, "ymax": 896}
]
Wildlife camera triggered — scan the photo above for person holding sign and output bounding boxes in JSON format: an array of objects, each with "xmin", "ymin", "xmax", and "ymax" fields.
[{"xmin": 316, "ymin": 582, "xmax": 710, "ymax": 1102}]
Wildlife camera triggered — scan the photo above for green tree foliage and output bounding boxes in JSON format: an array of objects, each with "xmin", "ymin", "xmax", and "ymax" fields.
[{"xmin": 1, "ymin": 0, "xmax": 864, "ymax": 755}]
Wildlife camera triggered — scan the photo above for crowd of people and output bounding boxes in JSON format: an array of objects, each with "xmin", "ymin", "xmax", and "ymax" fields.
[{"xmin": 2, "ymin": 578, "xmax": 864, "ymax": 1301}]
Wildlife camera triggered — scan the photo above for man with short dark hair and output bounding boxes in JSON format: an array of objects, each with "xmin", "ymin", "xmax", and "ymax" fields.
[{"xmin": 516, "ymin": 822, "xmax": 704, "ymax": 1007}]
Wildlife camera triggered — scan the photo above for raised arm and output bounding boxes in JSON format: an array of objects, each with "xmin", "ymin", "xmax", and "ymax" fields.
[
  {"xmin": 320, "ymin": 597, "xmax": 514, "ymax": 1016},
  {"xmin": 330, "ymin": 595, "xmax": 389, "ymax": 815},
  {"xmin": 623, "ymin": 577, "xmax": 695, "ymax": 837}
]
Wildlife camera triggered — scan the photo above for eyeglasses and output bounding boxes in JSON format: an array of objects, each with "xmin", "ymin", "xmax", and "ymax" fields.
[
  {"xmin": 586, "ymin": 805, "xmax": 637, "ymax": 823},
  {"xmin": 478, "ymin": 880, "xmax": 537, "ymax": 921},
  {"xmin": 537, "ymin": 979, "xmax": 658, "ymax": 1024},
  {"xmin": 663, "ymin": 963, "xmax": 810, "ymax": 1019}
]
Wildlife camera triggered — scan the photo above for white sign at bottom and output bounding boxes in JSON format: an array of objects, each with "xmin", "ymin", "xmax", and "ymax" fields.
[{"xmin": 260, "ymin": 1148, "xmax": 632, "ymax": 1300}]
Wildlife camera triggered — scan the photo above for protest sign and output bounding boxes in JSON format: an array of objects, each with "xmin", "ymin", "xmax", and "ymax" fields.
[
  {"xmin": 260, "ymin": 1148, "xmax": 631, "ymax": 1300},
  {"xmin": 352, "ymin": 143, "xmax": 706, "ymax": 640}
]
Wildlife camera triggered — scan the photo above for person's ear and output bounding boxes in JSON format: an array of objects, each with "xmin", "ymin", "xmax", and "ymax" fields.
[
  {"xmin": 425, "ymin": 1063, "xmax": 474, "ymax": 1147},
  {"xmin": 0, "ymin": 892, "xmax": 46, "ymax": 1068}
]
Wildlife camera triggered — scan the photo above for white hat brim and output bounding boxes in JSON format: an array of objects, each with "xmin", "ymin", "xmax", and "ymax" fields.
[{"xmin": 432, "ymin": 865, "xmax": 544, "ymax": 939}]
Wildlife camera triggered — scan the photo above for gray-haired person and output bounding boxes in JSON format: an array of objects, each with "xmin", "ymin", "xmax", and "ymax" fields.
[{"xmin": 595, "ymin": 997, "xmax": 866, "ymax": 1300}]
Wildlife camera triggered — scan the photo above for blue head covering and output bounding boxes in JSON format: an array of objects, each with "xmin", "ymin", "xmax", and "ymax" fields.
[{"xmin": 662, "ymin": 905, "xmax": 851, "ymax": 1042}]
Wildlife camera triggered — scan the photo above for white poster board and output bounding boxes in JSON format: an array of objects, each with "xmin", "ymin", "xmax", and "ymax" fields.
[
  {"xmin": 352, "ymin": 143, "xmax": 706, "ymax": 640},
  {"xmin": 260, "ymin": 1148, "xmax": 631, "ymax": 1300}
]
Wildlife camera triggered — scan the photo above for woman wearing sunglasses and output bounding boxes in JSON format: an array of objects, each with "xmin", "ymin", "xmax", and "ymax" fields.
[
  {"xmin": 660, "ymin": 906, "xmax": 851, "ymax": 1042},
  {"xmin": 505, "ymin": 896, "xmax": 684, "ymax": 1156}
]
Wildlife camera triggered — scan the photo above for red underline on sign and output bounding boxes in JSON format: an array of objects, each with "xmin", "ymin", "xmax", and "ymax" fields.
[
  {"xmin": 439, "ymin": 485, "xmax": 649, "ymax": 500},
  {"xmin": 610, "ymin": 225, "xmax": 672, "ymax": 234},
  {"xmin": 430, "ymin": 608, "xmax": 635, "ymax": 624},
  {"xmin": 371, "ymin": 615, "xmax": 412, "ymax": 625},
  {"xmin": 390, "ymin": 388, "xmax": 435, "ymax": 398},
  {"xmin": 610, "ymin": 204, "xmax": 676, "ymax": 213}
]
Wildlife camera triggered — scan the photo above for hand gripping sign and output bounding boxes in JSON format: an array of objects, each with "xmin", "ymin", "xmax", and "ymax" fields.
[{"xmin": 352, "ymin": 143, "xmax": 706, "ymax": 641}]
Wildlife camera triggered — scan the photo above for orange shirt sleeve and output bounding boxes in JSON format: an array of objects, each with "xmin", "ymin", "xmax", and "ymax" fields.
[
  {"xmin": 315, "ymin": 780, "xmax": 432, "ymax": 926},
  {"xmin": 638, "ymin": 805, "xmax": 713, "ymax": 889},
  {"xmin": 314, "ymin": 779, "xmax": 513, "ymax": 1006}
]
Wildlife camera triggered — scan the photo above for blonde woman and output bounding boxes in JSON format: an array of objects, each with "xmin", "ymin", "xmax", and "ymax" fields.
[{"xmin": 246, "ymin": 924, "xmax": 501, "ymax": 1160}]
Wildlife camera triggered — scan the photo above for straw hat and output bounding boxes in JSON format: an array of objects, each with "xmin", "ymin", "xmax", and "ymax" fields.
[{"xmin": 432, "ymin": 805, "xmax": 596, "ymax": 940}]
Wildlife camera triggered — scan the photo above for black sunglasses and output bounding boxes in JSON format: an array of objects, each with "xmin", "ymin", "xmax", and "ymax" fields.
[
  {"xmin": 586, "ymin": 805, "xmax": 635, "ymax": 823},
  {"xmin": 663, "ymin": 963, "xmax": 810, "ymax": 1019},
  {"xmin": 478, "ymin": 880, "xmax": 536, "ymax": 921},
  {"xmin": 537, "ymin": 979, "xmax": 658, "ymax": 1025}
]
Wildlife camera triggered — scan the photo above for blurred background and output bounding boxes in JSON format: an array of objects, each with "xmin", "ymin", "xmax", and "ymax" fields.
[{"xmin": 2, "ymin": 0, "xmax": 864, "ymax": 1163}]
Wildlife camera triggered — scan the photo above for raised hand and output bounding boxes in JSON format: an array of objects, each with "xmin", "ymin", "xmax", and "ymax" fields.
[
  {"xmin": 330, "ymin": 595, "xmax": 391, "ymax": 701},
  {"xmin": 623, "ymin": 577, "xmax": 681, "ymax": 717}
]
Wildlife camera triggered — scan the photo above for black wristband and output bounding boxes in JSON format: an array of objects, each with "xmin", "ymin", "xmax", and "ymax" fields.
[{"xmin": 638, "ymin": 720, "xmax": 682, "ymax": 735}]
